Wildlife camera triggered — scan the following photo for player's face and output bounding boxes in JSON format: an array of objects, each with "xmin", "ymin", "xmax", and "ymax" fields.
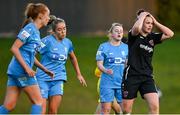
[
  {"xmin": 41, "ymin": 8, "xmax": 50, "ymax": 26},
  {"xmin": 142, "ymin": 16, "xmax": 153, "ymax": 34},
  {"xmin": 55, "ymin": 22, "xmax": 67, "ymax": 39},
  {"xmin": 111, "ymin": 26, "xmax": 123, "ymax": 41}
]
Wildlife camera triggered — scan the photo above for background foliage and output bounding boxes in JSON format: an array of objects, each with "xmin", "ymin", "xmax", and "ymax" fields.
[
  {"xmin": 156, "ymin": 0, "xmax": 180, "ymax": 31},
  {"xmin": 0, "ymin": 33, "xmax": 180, "ymax": 113}
]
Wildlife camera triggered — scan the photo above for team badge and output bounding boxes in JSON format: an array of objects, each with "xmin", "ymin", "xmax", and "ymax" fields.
[
  {"xmin": 149, "ymin": 40, "xmax": 154, "ymax": 46},
  {"xmin": 121, "ymin": 51, "xmax": 125, "ymax": 56},
  {"xmin": 123, "ymin": 91, "xmax": 128, "ymax": 98}
]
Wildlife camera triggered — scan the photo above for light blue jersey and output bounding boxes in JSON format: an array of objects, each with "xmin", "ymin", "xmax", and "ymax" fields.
[
  {"xmin": 96, "ymin": 42, "xmax": 128, "ymax": 88},
  {"xmin": 36, "ymin": 35, "xmax": 74, "ymax": 81},
  {"xmin": 7, "ymin": 22, "xmax": 42, "ymax": 77}
]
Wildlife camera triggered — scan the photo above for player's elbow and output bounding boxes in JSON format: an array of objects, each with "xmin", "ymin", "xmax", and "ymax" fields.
[
  {"xmin": 166, "ymin": 30, "xmax": 174, "ymax": 38},
  {"xmin": 169, "ymin": 31, "xmax": 174, "ymax": 38},
  {"xmin": 10, "ymin": 47, "xmax": 14, "ymax": 53},
  {"xmin": 10, "ymin": 46, "xmax": 18, "ymax": 54}
]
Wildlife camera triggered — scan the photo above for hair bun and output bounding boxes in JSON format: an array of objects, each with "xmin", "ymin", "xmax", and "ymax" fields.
[{"xmin": 47, "ymin": 15, "xmax": 56, "ymax": 25}]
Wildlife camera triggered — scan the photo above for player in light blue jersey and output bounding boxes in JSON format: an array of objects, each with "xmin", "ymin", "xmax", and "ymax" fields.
[
  {"xmin": 36, "ymin": 16, "xmax": 87, "ymax": 114},
  {"xmin": 96, "ymin": 23, "xmax": 128, "ymax": 114},
  {"xmin": 0, "ymin": 3, "xmax": 54, "ymax": 114}
]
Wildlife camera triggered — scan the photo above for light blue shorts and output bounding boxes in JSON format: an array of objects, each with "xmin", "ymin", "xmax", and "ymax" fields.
[
  {"xmin": 37, "ymin": 80, "xmax": 64, "ymax": 99},
  {"xmin": 100, "ymin": 87, "xmax": 122, "ymax": 103},
  {"xmin": 7, "ymin": 75, "xmax": 38, "ymax": 87}
]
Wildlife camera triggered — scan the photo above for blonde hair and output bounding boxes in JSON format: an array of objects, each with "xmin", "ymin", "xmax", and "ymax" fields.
[{"xmin": 108, "ymin": 23, "xmax": 122, "ymax": 33}]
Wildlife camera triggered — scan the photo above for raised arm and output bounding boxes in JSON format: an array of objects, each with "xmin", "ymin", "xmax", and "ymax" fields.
[
  {"xmin": 150, "ymin": 14, "xmax": 174, "ymax": 41},
  {"xmin": 131, "ymin": 12, "xmax": 149, "ymax": 36}
]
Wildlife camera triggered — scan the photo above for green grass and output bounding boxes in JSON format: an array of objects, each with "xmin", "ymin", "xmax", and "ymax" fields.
[{"xmin": 0, "ymin": 33, "xmax": 180, "ymax": 114}]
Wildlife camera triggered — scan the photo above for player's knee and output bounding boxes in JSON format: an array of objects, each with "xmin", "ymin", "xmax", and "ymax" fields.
[
  {"xmin": 32, "ymin": 97, "xmax": 43, "ymax": 105},
  {"xmin": 4, "ymin": 102, "xmax": 16, "ymax": 111},
  {"xmin": 49, "ymin": 107, "xmax": 58, "ymax": 114},
  {"xmin": 101, "ymin": 107, "xmax": 111, "ymax": 114},
  {"xmin": 149, "ymin": 104, "xmax": 159, "ymax": 114},
  {"xmin": 122, "ymin": 103, "xmax": 132, "ymax": 114}
]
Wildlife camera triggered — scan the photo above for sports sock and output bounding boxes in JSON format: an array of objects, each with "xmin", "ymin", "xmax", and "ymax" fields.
[
  {"xmin": 30, "ymin": 104, "xmax": 42, "ymax": 114},
  {"xmin": 0, "ymin": 105, "xmax": 9, "ymax": 114}
]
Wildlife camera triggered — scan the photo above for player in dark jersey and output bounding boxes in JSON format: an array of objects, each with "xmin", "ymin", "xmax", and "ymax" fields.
[{"xmin": 121, "ymin": 10, "xmax": 174, "ymax": 114}]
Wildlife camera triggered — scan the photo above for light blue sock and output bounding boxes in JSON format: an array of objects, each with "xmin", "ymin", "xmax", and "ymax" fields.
[
  {"xmin": 31, "ymin": 104, "xmax": 42, "ymax": 114},
  {"xmin": 0, "ymin": 105, "xmax": 9, "ymax": 114}
]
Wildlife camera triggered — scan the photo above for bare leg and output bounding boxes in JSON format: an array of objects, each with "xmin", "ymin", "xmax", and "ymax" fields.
[
  {"xmin": 3, "ymin": 86, "xmax": 21, "ymax": 111},
  {"xmin": 48, "ymin": 95, "xmax": 62, "ymax": 114},
  {"xmin": 112, "ymin": 100, "xmax": 121, "ymax": 114},
  {"xmin": 23, "ymin": 85, "xmax": 43, "ymax": 105},
  {"xmin": 41, "ymin": 98, "xmax": 47, "ymax": 114},
  {"xmin": 144, "ymin": 93, "xmax": 159, "ymax": 114},
  {"xmin": 122, "ymin": 99, "xmax": 135, "ymax": 114},
  {"xmin": 101, "ymin": 102, "xmax": 112, "ymax": 114},
  {"xmin": 23, "ymin": 85, "xmax": 43, "ymax": 114}
]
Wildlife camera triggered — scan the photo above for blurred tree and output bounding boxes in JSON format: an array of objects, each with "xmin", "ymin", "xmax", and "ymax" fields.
[{"xmin": 156, "ymin": 0, "xmax": 180, "ymax": 31}]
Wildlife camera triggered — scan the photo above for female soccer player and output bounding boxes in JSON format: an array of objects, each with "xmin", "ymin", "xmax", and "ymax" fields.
[
  {"xmin": 96, "ymin": 23, "xmax": 128, "ymax": 114},
  {"xmin": 122, "ymin": 10, "xmax": 174, "ymax": 114},
  {"xmin": 0, "ymin": 3, "xmax": 53, "ymax": 114},
  {"xmin": 36, "ymin": 17, "xmax": 87, "ymax": 114}
]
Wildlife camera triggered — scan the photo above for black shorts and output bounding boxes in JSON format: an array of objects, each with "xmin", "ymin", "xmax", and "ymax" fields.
[{"xmin": 121, "ymin": 75, "xmax": 157, "ymax": 99}]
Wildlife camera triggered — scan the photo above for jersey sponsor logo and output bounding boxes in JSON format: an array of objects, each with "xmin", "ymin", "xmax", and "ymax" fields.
[
  {"xmin": 108, "ymin": 57, "xmax": 126, "ymax": 64},
  {"xmin": 20, "ymin": 30, "xmax": 30, "ymax": 39},
  {"xmin": 108, "ymin": 57, "xmax": 115, "ymax": 63},
  {"xmin": 139, "ymin": 44, "xmax": 153, "ymax": 53},
  {"xmin": 52, "ymin": 54, "xmax": 67, "ymax": 61},
  {"xmin": 58, "ymin": 54, "xmax": 67, "ymax": 61},
  {"xmin": 114, "ymin": 58, "xmax": 125, "ymax": 64},
  {"xmin": 53, "ymin": 48, "xmax": 58, "ymax": 51}
]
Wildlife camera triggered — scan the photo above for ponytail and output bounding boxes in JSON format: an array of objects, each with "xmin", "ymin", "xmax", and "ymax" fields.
[
  {"xmin": 21, "ymin": 3, "xmax": 48, "ymax": 27},
  {"xmin": 22, "ymin": 17, "xmax": 33, "ymax": 28}
]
